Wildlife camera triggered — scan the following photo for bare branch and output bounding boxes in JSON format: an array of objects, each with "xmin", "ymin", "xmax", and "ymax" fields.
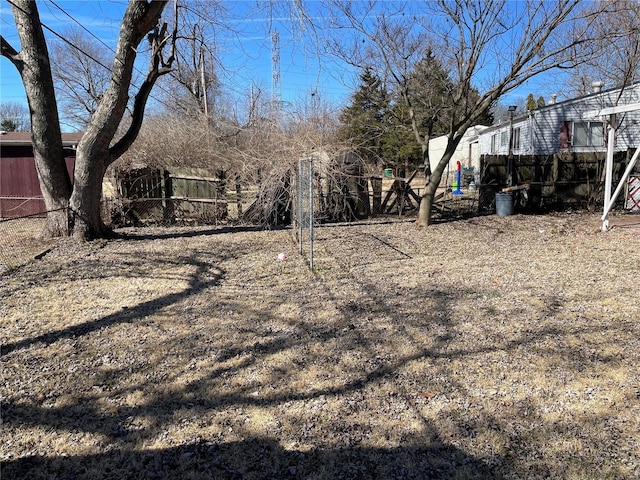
[
  {"xmin": 0, "ymin": 35, "xmax": 23, "ymax": 71},
  {"xmin": 111, "ymin": 13, "xmax": 177, "ymax": 161}
]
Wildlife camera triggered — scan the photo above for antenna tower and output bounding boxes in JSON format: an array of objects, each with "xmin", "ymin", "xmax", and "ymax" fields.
[{"xmin": 271, "ymin": 29, "xmax": 282, "ymax": 118}]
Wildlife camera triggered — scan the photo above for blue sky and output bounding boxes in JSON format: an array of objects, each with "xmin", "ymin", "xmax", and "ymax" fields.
[
  {"xmin": 1, "ymin": 1, "xmax": 129, "ymax": 104},
  {"xmin": 215, "ymin": 2, "xmax": 355, "ymax": 104},
  {"xmin": 1, "ymin": 0, "xmax": 572, "ymax": 129},
  {"xmin": 0, "ymin": 0, "xmax": 356, "ymax": 120}
]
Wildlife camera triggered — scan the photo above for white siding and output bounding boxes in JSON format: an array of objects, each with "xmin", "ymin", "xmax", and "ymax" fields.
[
  {"xmin": 428, "ymin": 125, "xmax": 489, "ymax": 174},
  {"xmin": 479, "ymin": 84, "xmax": 640, "ymax": 155},
  {"xmin": 479, "ymin": 124, "xmax": 512, "ymax": 156}
]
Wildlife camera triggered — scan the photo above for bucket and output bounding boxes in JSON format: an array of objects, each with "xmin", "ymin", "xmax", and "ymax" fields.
[{"xmin": 495, "ymin": 192, "xmax": 514, "ymax": 217}]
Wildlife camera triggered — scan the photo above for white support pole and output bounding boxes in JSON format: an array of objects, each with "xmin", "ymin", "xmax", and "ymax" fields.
[{"xmin": 602, "ymin": 114, "xmax": 616, "ymax": 231}]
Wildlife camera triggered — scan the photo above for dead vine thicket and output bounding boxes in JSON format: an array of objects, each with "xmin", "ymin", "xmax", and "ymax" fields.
[{"xmin": 117, "ymin": 103, "xmax": 370, "ymax": 227}]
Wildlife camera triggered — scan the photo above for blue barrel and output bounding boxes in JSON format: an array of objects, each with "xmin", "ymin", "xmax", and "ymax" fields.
[{"xmin": 495, "ymin": 192, "xmax": 514, "ymax": 217}]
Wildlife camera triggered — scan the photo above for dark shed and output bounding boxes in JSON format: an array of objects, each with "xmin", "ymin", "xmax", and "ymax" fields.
[{"xmin": 0, "ymin": 131, "xmax": 81, "ymax": 217}]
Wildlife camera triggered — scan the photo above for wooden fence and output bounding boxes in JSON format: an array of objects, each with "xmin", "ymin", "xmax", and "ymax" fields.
[
  {"xmin": 479, "ymin": 150, "xmax": 636, "ymax": 211},
  {"xmin": 115, "ymin": 168, "xmax": 242, "ymax": 225}
]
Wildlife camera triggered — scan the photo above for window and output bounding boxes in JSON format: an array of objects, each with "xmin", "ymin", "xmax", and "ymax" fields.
[
  {"xmin": 559, "ymin": 121, "xmax": 572, "ymax": 149},
  {"xmin": 500, "ymin": 130, "xmax": 509, "ymax": 147},
  {"xmin": 572, "ymin": 121, "xmax": 604, "ymax": 147},
  {"xmin": 513, "ymin": 127, "xmax": 521, "ymax": 150},
  {"xmin": 491, "ymin": 134, "xmax": 498, "ymax": 153}
]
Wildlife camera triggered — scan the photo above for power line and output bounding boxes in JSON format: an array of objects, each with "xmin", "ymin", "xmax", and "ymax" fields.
[
  {"xmin": 4, "ymin": 0, "xmax": 352, "ymax": 121},
  {"xmin": 47, "ymin": 0, "xmax": 116, "ymax": 54},
  {"xmin": 5, "ymin": 0, "xmax": 113, "ymax": 73},
  {"xmin": 43, "ymin": 0, "xmax": 178, "ymax": 111},
  {"xmin": 5, "ymin": 0, "xmax": 176, "ymax": 113}
]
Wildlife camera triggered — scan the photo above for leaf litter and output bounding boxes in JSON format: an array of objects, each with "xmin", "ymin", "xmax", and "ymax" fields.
[{"xmin": 1, "ymin": 212, "xmax": 639, "ymax": 479}]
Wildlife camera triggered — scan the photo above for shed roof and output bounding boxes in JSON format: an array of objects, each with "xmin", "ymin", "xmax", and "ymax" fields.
[{"xmin": 0, "ymin": 131, "xmax": 83, "ymax": 146}]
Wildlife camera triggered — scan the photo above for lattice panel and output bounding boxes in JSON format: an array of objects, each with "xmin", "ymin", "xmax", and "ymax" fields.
[{"xmin": 625, "ymin": 175, "xmax": 640, "ymax": 212}]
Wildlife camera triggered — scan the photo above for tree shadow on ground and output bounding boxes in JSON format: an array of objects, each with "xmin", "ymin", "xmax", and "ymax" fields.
[
  {"xmin": 4, "ymin": 222, "xmax": 632, "ymax": 479},
  {"xmin": 2, "ymin": 436, "xmax": 501, "ymax": 480},
  {"xmin": 115, "ymin": 224, "xmax": 266, "ymax": 241},
  {"xmin": 0, "ymin": 253, "xmax": 225, "ymax": 356}
]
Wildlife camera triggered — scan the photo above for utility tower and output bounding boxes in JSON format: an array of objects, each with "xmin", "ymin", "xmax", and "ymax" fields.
[{"xmin": 271, "ymin": 29, "xmax": 282, "ymax": 119}]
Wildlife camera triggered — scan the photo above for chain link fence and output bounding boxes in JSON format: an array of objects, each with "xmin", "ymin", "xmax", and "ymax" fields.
[
  {"xmin": 294, "ymin": 157, "xmax": 315, "ymax": 271},
  {"xmin": 0, "ymin": 211, "xmax": 57, "ymax": 273},
  {"xmin": 1, "ymin": 166, "xmax": 482, "ymax": 274},
  {"xmin": 0, "ymin": 200, "xmax": 122, "ymax": 272},
  {"xmin": 0, "ymin": 184, "xmax": 258, "ymax": 273}
]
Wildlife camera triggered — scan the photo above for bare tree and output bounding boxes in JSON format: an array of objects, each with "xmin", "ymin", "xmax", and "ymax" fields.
[
  {"xmin": 1, "ymin": 1, "xmax": 72, "ymax": 235},
  {"xmin": 1, "ymin": 0, "xmax": 176, "ymax": 238},
  {"xmin": 169, "ymin": 29, "xmax": 217, "ymax": 116},
  {"xmin": 49, "ymin": 27, "xmax": 114, "ymax": 129},
  {"xmin": 328, "ymin": 0, "xmax": 610, "ymax": 226},
  {"xmin": 0, "ymin": 101, "xmax": 30, "ymax": 131},
  {"xmin": 119, "ymin": 111, "xmax": 230, "ymax": 172},
  {"xmin": 566, "ymin": 0, "xmax": 640, "ymax": 95},
  {"xmin": 156, "ymin": 1, "xmax": 228, "ymax": 118}
]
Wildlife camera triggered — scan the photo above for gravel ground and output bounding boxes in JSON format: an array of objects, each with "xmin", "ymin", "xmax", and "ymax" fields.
[{"xmin": 1, "ymin": 212, "xmax": 639, "ymax": 479}]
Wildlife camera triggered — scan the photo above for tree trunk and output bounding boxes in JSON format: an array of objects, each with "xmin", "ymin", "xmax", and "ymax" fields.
[
  {"xmin": 3, "ymin": 0, "xmax": 170, "ymax": 240},
  {"xmin": 67, "ymin": 0, "xmax": 169, "ymax": 240},
  {"xmin": 69, "ymin": 150, "xmax": 109, "ymax": 239},
  {"xmin": 416, "ymin": 182, "xmax": 436, "ymax": 227},
  {"xmin": 3, "ymin": 0, "xmax": 71, "ymax": 237},
  {"xmin": 416, "ymin": 138, "xmax": 458, "ymax": 227}
]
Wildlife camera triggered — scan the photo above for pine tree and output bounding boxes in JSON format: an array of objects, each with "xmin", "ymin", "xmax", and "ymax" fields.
[
  {"xmin": 339, "ymin": 67, "xmax": 390, "ymax": 166},
  {"xmin": 340, "ymin": 51, "xmax": 494, "ymax": 175},
  {"xmin": 1, "ymin": 119, "xmax": 17, "ymax": 131},
  {"xmin": 406, "ymin": 50, "xmax": 454, "ymax": 138},
  {"xmin": 382, "ymin": 102, "xmax": 421, "ymax": 170}
]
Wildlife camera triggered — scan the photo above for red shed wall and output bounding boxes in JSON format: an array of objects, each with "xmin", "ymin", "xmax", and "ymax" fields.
[{"xmin": 0, "ymin": 145, "xmax": 75, "ymax": 218}]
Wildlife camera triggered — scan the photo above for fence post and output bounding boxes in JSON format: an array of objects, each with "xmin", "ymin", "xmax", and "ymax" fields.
[
  {"xmin": 295, "ymin": 157, "xmax": 314, "ymax": 271},
  {"xmin": 371, "ymin": 176, "xmax": 382, "ymax": 214},
  {"xmin": 308, "ymin": 158, "xmax": 314, "ymax": 272},
  {"xmin": 297, "ymin": 158, "xmax": 303, "ymax": 255},
  {"xmin": 235, "ymin": 174, "xmax": 243, "ymax": 216}
]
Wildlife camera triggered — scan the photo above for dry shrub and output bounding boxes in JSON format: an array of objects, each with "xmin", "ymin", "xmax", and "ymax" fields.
[{"xmin": 114, "ymin": 101, "xmax": 362, "ymax": 227}]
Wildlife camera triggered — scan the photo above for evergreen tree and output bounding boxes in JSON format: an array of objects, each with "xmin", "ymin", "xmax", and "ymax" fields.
[
  {"xmin": 340, "ymin": 52, "xmax": 494, "ymax": 174},
  {"xmin": 406, "ymin": 50, "xmax": 454, "ymax": 138},
  {"xmin": 526, "ymin": 93, "xmax": 537, "ymax": 111},
  {"xmin": 339, "ymin": 67, "xmax": 390, "ymax": 166},
  {"xmin": 537, "ymin": 96, "xmax": 546, "ymax": 108},
  {"xmin": 382, "ymin": 101, "xmax": 421, "ymax": 170},
  {"xmin": 1, "ymin": 119, "xmax": 17, "ymax": 131}
]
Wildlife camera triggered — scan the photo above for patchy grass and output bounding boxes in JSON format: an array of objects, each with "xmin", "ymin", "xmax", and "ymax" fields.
[
  {"xmin": 0, "ymin": 217, "xmax": 54, "ymax": 270},
  {"xmin": 1, "ymin": 213, "xmax": 639, "ymax": 479}
]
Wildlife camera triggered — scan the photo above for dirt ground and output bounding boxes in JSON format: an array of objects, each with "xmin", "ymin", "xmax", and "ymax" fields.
[{"xmin": 1, "ymin": 212, "xmax": 639, "ymax": 479}]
